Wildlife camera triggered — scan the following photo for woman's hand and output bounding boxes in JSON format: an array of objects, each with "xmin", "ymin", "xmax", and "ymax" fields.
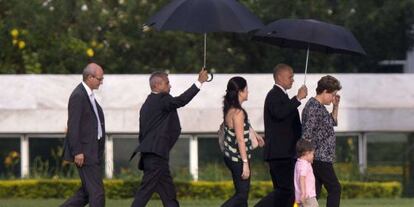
[
  {"xmin": 256, "ymin": 134, "xmax": 265, "ymax": 147},
  {"xmin": 333, "ymin": 94, "xmax": 341, "ymax": 107},
  {"xmin": 241, "ymin": 162, "xmax": 250, "ymax": 180}
]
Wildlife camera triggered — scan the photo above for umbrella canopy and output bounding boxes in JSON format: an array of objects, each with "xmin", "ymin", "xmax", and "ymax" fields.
[
  {"xmin": 146, "ymin": 0, "xmax": 264, "ymax": 33},
  {"xmin": 145, "ymin": 0, "xmax": 263, "ymax": 81},
  {"xmin": 253, "ymin": 18, "xmax": 366, "ymax": 55},
  {"xmin": 253, "ymin": 18, "xmax": 366, "ymax": 84}
]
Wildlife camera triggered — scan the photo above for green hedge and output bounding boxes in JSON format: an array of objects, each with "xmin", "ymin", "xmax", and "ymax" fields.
[{"xmin": 0, "ymin": 179, "xmax": 401, "ymax": 199}]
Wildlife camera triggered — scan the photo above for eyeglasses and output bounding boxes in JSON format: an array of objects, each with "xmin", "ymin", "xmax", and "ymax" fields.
[{"xmin": 93, "ymin": 76, "xmax": 104, "ymax": 81}]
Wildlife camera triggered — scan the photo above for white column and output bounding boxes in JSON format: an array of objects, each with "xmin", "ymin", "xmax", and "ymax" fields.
[
  {"xmin": 20, "ymin": 135, "xmax": 29, "ymax": 178},
  {"xmin": 189, "ymin": 136, "xmax": 199, "ymax": 181},
  {"xmin": 358, "ymin": 133, "xmax": 367, "ymax": 174},
  {"xmin": 105, "ymin": 135, "xmax": 114, "ymax": 179}
]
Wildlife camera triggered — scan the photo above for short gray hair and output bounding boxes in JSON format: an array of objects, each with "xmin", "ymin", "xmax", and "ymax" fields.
[
  {"xmin": 149, "ymin": 71, "xmax": 168, "ymax": 90},
  {"xmin": 82, "ymin": 64, "xmax": 96, "ymax": 81}
]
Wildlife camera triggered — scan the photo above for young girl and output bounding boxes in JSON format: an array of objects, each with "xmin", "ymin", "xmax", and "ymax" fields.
[{"xmin": 294, "ymin": 139, "xmax": 318, "ymax": 207}]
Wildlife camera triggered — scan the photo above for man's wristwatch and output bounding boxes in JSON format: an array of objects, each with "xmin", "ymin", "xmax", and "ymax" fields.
[{"xmin": 242, "ymin": 159, "xmax": 248, "ymax": 163}]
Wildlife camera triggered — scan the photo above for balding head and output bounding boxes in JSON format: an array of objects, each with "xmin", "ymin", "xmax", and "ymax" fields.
[
  {"xmin": 273, "ymin": 63, "xmax": 294, "ymax": 90},
  {"xmin": 149, "ymin": 71, "xmax": 170, "ymax": 93},
  {"xmin": 83, "ymin": 63, "xmax": 103, "ymax": 81},
  {"xmin": 83, "ymin": 63, "xmax": 104, "ymax": 90}
]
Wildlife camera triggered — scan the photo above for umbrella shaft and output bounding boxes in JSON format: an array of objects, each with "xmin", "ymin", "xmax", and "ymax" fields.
[
  {"xmin": 203, "ymin": 33, "xmax": 207, "ymax": 68},
  {"xmin": 304, "ymin": 46, "xmax": 309, "ymax": 85}
]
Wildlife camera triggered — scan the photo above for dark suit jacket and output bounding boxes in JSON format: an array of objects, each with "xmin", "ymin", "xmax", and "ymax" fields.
[
  {"xmin": 131, "ymin": 84, "xmax": 200, "ymax": 164},
  {"xmin": 263, "ymin": 85, "xmax": 302, "ymax": 161},
  {"xmin": 63, "ymin": 83, "xmax": 105, "ymax": 165}
]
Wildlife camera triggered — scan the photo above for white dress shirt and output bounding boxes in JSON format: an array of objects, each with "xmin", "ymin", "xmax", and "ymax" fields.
[{"xmin": 82, "ymin": 82, "xmax": 103, "ymax": 139}]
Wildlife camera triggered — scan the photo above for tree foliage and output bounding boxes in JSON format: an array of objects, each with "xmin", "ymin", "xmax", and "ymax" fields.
[{"xmin": 0, "ymin": 0, "xmax": 413, "ymax": 74}]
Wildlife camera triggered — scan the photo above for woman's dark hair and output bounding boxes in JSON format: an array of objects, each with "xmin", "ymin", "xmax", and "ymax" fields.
[
  {"xmin": 296, "ymin": 138, "xmax": 315, "ymax": 157},
  {"xmin": 223, "ymin": 76, "xmax": 248, "ymax": 120},
  {"xmin": 316, "ymin": 75, "xmax": 342, "ymax": 95}
]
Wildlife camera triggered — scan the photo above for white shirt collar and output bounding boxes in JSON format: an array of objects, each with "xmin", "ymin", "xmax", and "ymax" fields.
[
  {"xmin": 81, "ymin": 82, "xmax": 93, "ymax": 97},
  {"xmin": 275, "ymin": 83, "xmax": 287, "ymax": 94}
]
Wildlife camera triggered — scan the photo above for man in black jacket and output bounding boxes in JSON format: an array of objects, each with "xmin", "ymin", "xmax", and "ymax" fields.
[
  {"xmin": 255, "ymin": 64, "xmax": 307, "ymax": 207},
  {"xmin": 61, "ymin": 63, "xmax": 106, "ymax": 207},
  {"xmin": 130, "ymin": 68, "xmax": 208, "ymax": 207}
]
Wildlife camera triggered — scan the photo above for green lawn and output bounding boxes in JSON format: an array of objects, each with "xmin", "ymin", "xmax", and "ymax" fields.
[{"xmin": 0, "ymin": 198, "xmax": 413, "ymax": 207}]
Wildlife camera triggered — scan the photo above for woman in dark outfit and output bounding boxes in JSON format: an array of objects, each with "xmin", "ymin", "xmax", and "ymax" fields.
[
  {"xmin": 301, "ymin": 75, "xmax": 342, "ymax": 207},
  {"xmin": 221, "ymin": 76, "xmax": 264, "ymax": 207}
]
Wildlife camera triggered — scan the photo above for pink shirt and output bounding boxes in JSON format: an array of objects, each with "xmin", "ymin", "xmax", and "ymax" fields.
[{"xmin": 294, "ymin": 158, "xmax": 316, "ymax": 203}]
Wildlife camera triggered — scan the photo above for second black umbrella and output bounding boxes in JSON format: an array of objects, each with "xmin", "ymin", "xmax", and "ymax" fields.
[{"xmin": 254, "ymin": 18, "xmax": 366, "ymax": 83}]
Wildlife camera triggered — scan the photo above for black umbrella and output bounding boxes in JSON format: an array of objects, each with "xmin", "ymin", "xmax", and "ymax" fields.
[
  {"xmin": 145, "ymin": 0, "xmax": 263, "ymax": 80},
  {"xmin": 253, "ymin": 18, "xmax": 366, "ymax": 83}
]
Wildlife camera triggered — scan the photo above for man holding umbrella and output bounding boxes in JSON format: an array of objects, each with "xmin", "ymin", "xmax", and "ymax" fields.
[
  {"xmin": 256, "ymin": 64, "xmax": 307, "ymax": 207},
  {"xmin": 130, "ymin": 68, "xmax": 208, "ymax": 207},
  {"xmin": 135, "ymin": 0, "xmax": 262, "ymax": 205}
]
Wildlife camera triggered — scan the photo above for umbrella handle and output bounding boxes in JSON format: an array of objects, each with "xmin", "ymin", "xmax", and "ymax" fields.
[
  {"xmin": 202, "ymin": 66, "xmax": 214, "ymax": 82},
  {"xmin": 206, "ymin": 72, "xmax": 213, "ymax": 82}
]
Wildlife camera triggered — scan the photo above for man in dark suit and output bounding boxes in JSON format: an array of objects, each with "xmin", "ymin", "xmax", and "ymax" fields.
[
  {"xmin": 130, "ymin": 68, "xmax": 208, "ymax": 207},
  {"xmin": 255, "ymin": 64, "xmax": 307, "ymax": 207},
  {"xmin": 61, "ymin": 63, "xmax": 106, "ymax": 207}
]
